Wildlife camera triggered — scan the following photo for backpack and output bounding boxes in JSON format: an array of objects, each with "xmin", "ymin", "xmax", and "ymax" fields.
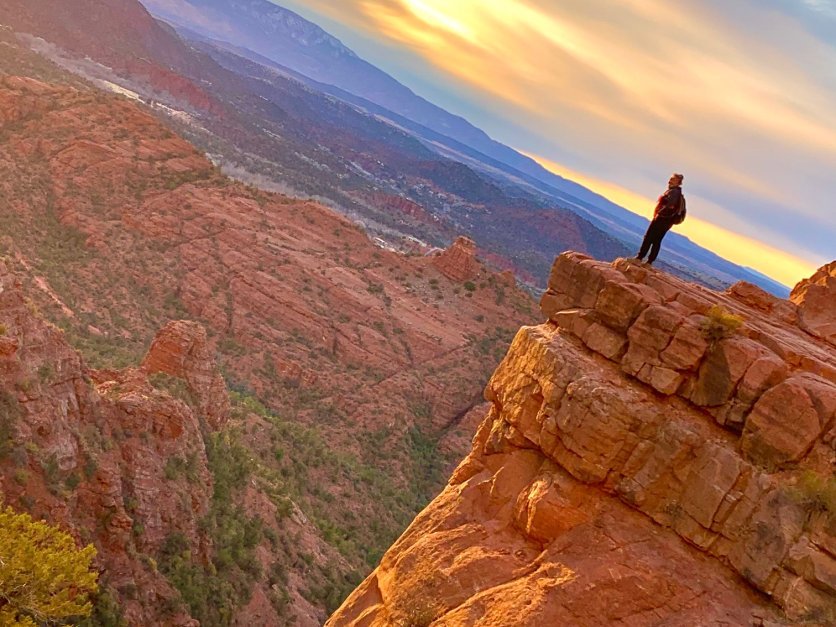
[{"xmin": 674, "ymin": 194, "xmax": 687, "ymax": 225}]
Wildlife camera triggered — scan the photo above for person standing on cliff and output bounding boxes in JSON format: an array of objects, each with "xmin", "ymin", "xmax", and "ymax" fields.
[{"xmin": 635, "ymin": 173, "xmax": 687, "ymax": 266}]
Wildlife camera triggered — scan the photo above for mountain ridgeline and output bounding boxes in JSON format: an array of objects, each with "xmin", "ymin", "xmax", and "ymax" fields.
[{"xmin": 136, "ymin": 0, "xmax": 792, "ymax": 296}]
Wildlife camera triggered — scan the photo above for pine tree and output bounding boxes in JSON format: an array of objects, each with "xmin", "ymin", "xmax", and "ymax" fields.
[{"xmin": 0, "ymin": 506, "xmax": 99, "ymax": 625}]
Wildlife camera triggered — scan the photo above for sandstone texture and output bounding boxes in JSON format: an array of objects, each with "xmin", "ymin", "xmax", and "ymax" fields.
[
  {"xmin": 330, "ymin": 253, "xmax": 836, "ymax": 626},
  {"xmin": 791, "ymin": 261, "xmax": 836, "ymax": 346},
  {"xmin": 432, "ymin": 236, "xmax": 479, "ymax": 282}
]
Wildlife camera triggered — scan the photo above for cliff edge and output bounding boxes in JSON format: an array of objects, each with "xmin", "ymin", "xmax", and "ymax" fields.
[{"xmin": 329, "ymin": 252, "xmax": 836, "ymax": 626}]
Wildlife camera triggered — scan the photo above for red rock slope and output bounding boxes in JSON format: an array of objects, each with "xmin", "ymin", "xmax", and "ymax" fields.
[
  {"xmin": 0, "ymin": 53, "xmax": 537, "ymax": 621},
  {"xmin": 329, "ymin": 253, "xmax": 836, "ymax": 626},
  {"xmin": 0, "ymin": 262, "xmax": 219, "ymax": 625}
]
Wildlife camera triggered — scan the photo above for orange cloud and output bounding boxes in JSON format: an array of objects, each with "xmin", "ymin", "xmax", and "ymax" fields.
[{"xmin": 282, "ymin": 0, "xmax": 835, "ymax": 280}]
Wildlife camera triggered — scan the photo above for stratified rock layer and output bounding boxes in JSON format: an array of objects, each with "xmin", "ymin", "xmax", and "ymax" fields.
[
  {"xmin": 791, "ymin": 261, "xmax": 836, "ymax": 346},
  {"xmin": 329, "ymin": 253, "xmax": 836, "ymax": 626},
  {"xmin": 432, "ymin": 236, "xmax": 479, "ymax": 282}
]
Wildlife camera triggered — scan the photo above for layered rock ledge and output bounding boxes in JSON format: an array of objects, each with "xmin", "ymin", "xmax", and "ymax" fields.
[
  {"xmin": 329, "ymin": 253, "xmax": 836, "ymax": 626},
  {"xmin": 432, "ymin": 236, "xmax": 479, "ymax": 282}
]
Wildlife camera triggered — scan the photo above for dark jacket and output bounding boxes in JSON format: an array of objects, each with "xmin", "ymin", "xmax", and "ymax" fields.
[{"xmin": 654, "ymin": 186, "xmax": 683, "ymax": 220}]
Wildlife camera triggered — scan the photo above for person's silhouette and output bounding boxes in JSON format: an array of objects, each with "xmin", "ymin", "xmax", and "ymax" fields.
[{"xmin": 636, "ymin": 173, "xmax": 686, "ymax": 266}]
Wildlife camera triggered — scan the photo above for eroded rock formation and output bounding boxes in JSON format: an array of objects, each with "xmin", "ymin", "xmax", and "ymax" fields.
[
  {"xmin": 329, "ymin": 253, "xmax": 836, "ymax": 626},
  {"xmin": 791, "ymin": 261, "xmax": 836, "ymax": 346},
  {"xmin": 433, "ymin": 236, "xmax": 479, "ymax": 282},
  {"xmin": 0, "ymin": 262, "xmax": 216, "ymax": 625}
]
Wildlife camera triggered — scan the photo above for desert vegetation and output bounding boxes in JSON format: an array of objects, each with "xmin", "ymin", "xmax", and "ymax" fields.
[{"xmin": 0, "ymin": 505, "xmax": 99, "ymax": 625}]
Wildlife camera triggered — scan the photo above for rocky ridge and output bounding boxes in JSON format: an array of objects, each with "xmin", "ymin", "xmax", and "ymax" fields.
[
  {"xmin": 0, "ymin": 261, "xmax": 216, "ymax": 625},
  {"xmin": 329, "ymin": 253, "xmax": 836, "ymax": 626}
]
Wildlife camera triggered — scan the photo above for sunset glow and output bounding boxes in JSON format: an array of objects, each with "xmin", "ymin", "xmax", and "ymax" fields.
[
  {"xmin": 280, "ymin": 0, "xmax": 835, "ymax": 285},
  {"xmin": 527, "ymin": 154, "xmax": 819, "ymax": 286}
]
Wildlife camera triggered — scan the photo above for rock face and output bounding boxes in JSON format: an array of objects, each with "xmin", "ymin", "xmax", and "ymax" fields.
[
  {"xmin": 329, "ymin": 253, "xmax": 836, "ymax": 626},
  {"xmin": 0, "ymin": 262, "xmax": 214, "ymax": 626},
  {"xmin": 432, "ymin": 236, "xmax": 479, "ymax": 282},
  {"xmin": 791, "ymin": 261, "xmax": 836, "ymax": 346},
  {"xmin": 141, "ymin": 320, "xmax": 230, "ymax": 429}
]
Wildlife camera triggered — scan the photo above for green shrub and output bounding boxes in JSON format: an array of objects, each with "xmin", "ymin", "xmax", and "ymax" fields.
[
  {"xmin": 788, "ymin": 471, "xmax": 836, "ymax": 520},
  {"xmin": 37, "ymin": 365, "xmax": 54, "ymax": 384},
  {"xmin": 700, "ymin": 305, "xmax": 744, "ymax": 344},
  {"xmin": 78, "ymin": 587, "xmax": 127, "ymax": 627},
  {"xmin": 149, "ymin": 373, "xmax": 194, "ymax": 408},
  {"xmin": 0, "ymin": 506, "xmax": 98, "ymax": 625},
  {"xmin": 0, "ymin": 392, "xmax": 21, "ymax": 460},
  {"xmin": 65, "ymin": 473, "xmax": 81, "ymax": 491},
  {"xmin": 163, "ymin": 454, "xmax": 200, "ymax": 483},
  {"xmin": 41, "ymin": 455, "xmax": 61, "ymax": 495},
  {"xmin": 83, "ymin": 456, "xmax": 98, "ymax": 480},
  {"xmin": 394, "ymin": 595, "xmax": 442, "ymax": 627},
  {"xmin": 158, "ymin": 432, "xmax": 263, "ymax": 626}
]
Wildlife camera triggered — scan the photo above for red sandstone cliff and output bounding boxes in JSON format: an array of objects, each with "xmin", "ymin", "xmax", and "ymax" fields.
[
  {"xmin": 0, "ymin": 262, "xmax": 217, "ymax": 625},
  {"xmin": 328, "ymin": 253, "xmax": 836, "ymax": 626}
]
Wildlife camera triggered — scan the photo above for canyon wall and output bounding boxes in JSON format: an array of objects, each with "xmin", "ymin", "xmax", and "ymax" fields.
[
  {"xmin": 0, "ymin": 261, "xmax": 219, "ymax": 625},
  {"xmin": 329, "ymin": 253, "xmax": 836, "ymax": 626}
]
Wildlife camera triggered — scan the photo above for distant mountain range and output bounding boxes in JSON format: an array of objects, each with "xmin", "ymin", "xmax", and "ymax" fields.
[
  {"xmin": 136, "ymin": 0, "xmax": 790, "ymax": 296},
  {"xmin": 0, "ymin": 0, "xmax": 788, "ymax": 294},
  {"xmin": 138, "ymin": 0, "xmax": 517, "ymax": 158}
]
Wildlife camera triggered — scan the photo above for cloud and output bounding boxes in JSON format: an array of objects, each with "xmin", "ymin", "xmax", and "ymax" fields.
[
  {"xmin": 801, "ymin": 0, "xmax": 836, "ymax": 17},
  {"xmin": 278, "ymin": 0, "xmax": 835, "ymax": 282}
]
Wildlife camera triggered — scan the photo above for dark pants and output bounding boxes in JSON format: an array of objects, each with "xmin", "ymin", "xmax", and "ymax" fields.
[{"xmin": 638, "ymin": 217, "xmax": 675, "ymax": 263}]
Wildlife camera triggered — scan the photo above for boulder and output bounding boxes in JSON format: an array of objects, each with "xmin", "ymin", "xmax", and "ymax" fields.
[
  {"xmin": 741, "ymin": 374, "xmax": 836, "ymax": 467},
  {"xmin": 791, "ymin": 261, "xmax": 836, "ymax": 345}
]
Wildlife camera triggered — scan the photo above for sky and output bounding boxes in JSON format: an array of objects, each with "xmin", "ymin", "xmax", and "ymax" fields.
[{"xmin": 276, "ymin": 0, "xmax": 836, "ymax": 286}]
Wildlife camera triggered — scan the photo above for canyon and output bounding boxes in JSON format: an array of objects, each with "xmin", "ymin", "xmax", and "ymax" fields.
[
  {"xmin": 0, "ymin": 45, "xmax": 535, "ymax": 624},
  {"xmin": 0, "ymin": 4, "xmax": 833, "ymax": 625}
]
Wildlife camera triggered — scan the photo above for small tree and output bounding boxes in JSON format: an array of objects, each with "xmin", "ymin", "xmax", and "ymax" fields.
[{"xmin": 0, "ymin": 506, "xmax": 99, "ymax": 625}]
